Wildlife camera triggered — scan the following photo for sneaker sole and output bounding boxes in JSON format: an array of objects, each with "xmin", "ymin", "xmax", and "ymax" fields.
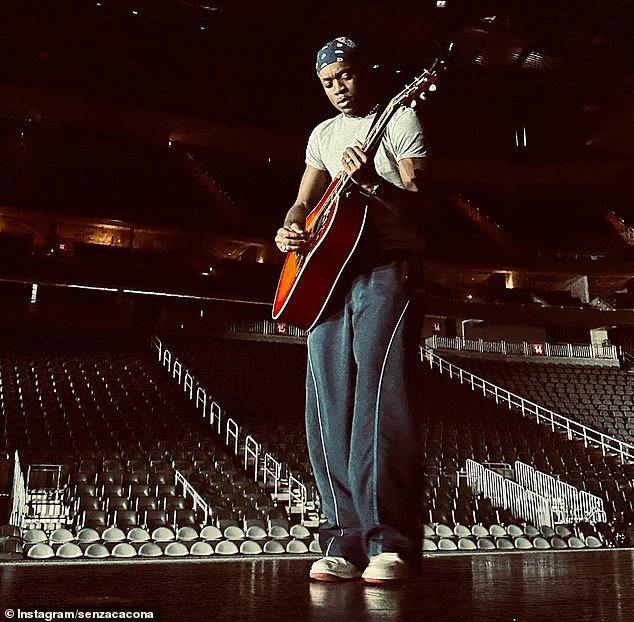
[
  {"xmin": 310, "ymin": 572, "xmax": 361, "ymax": 582},
  {"xmin": 362, "ymin": 576, "xmax": 406, "ymax": 585}
]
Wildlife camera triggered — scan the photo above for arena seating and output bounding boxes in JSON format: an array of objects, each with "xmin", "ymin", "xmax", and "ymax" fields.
[
  {"xmin": 2, "ymin": 328, "xmax": 631, "ymax": 560},
  {"xmin": 439, "ymin": 355, "xmax": 634, "ymax": 452},
  {"xmin": 0, "ymin": 328, "xmax": 313, "ymax": 559},
  {"xmin": 158, "ymin": 336, "xmax": 629, "ymax": 549}
]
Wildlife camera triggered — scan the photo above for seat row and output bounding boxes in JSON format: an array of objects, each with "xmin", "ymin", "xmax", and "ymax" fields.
[
  {"xmin": 2, "ymin": 523, "xmax": 318, "ymax": 560},
  {"xmin": 422, "ymin": 521, "xmax": 606, "ymax": 552}
]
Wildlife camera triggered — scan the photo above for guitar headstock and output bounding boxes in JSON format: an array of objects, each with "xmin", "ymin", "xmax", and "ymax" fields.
[
  {"xmin": 394, "ymin": 55, "xmax": 446, "ymax": 108},
  {"xmin": 392, "ymin": 42, "xmax": 452, "ymax": 108}
]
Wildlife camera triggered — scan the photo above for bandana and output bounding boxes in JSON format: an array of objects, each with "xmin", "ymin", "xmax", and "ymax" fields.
[{"xmin": 315, "ymin": 36, "xmax": 360, "ymax": 73}]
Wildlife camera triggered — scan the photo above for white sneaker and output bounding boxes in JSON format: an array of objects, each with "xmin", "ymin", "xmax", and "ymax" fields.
[
  {"xmin": 309, "ymin": 556, "xmax": 362, "ymax": 582},
  {"xmin": 361, "ymin": 553, "xmax": 410, "ymax": 584}
]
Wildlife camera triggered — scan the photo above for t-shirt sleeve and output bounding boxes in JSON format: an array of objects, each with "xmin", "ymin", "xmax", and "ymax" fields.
[
  {"xmin": 386, "ymin": 107, "xmax": 427, "ymax": 161},
  {"xmin": 305, "ymin": 125, "xmax": 328, "ymax": 171}
]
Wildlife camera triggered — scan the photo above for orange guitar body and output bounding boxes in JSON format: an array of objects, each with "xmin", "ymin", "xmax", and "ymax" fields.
[{"xmin": 272, "ymin": 175, "xmax": 367, "ymax": 331}]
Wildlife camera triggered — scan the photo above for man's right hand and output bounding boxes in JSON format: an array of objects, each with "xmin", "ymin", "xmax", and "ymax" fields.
[{"xmin": 275, "ymin": 222, "xmax": 307, "ymax": 253}]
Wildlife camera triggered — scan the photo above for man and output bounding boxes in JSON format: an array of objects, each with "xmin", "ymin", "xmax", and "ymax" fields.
[{"xmin": 274, "ymin": 36, "xmax": 430, "ymax": 584}]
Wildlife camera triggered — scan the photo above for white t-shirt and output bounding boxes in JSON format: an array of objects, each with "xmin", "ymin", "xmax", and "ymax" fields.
[{"xmin": 305, "ymin": 106, "xmax": 427, "ymax": 252}]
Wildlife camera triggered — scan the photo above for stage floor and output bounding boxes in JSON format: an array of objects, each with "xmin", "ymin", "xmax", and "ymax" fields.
[{"xmin": 1, "ymin": 549, "xmax": 632, "ymax": 622}]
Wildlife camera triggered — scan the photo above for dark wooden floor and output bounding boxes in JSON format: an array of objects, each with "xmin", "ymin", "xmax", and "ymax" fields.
[{"xmin": 1, "ymin": 549, "xmax": 632, "ymax": 622}]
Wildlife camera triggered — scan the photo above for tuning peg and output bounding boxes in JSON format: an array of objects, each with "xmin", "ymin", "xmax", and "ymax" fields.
[{"xmin": 429, "ymin": 84, "xmax": 437, "ymax": 92}]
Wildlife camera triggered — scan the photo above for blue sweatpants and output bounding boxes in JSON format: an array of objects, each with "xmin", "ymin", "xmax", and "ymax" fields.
[{"xmin": 305, "ymin": 254, "xmax": 422, "ymax": 570}]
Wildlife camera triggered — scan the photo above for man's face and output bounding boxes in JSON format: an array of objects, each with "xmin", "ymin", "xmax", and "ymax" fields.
[{"xmin": 318, "ymin": 61, "xmax": 367, "ymax": 116}]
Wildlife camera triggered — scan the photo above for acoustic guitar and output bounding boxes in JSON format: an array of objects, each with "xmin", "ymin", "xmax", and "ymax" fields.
[{"xmin": 272, "ymin": 59, "xmax": 442, "ymax": 331}]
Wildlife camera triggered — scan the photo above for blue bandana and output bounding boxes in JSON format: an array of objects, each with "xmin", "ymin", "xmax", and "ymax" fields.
[{"xmin": 315, "ymin": 36, "xmax": 360, "ymax": 73}]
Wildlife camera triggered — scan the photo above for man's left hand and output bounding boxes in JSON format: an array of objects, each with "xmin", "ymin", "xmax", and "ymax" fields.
[{"xmin": 342, "ymin": 140, "xmax": 381, "ymax": 195}]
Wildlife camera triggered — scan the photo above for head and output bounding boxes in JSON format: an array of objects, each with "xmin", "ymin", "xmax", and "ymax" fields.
[{"xmin": 315, "ymin": 37, "xmax": 372, "ymax": 116}]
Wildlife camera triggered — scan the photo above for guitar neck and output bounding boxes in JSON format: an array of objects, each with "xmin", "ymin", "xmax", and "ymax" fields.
[{"xmin": 308, "ymin": 63, "xmax": 439, "ymax": 232}]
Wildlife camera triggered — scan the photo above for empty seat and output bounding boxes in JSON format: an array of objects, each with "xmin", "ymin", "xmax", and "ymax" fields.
[
  {"xmin": 76, "ymin": 495, "xmax": 102, "ymax": 512},
  {"xmin": 96, "ymin": 471, "xmax": 123, "ymax": 486},
  {"xmin": 138, "ymin": 542, "xmax": 163, "ymax": 558},
  {"xmin": 550, "ymin": 536, "xmax": 568, "ymax": 549},
  {"xmin": 269, "ymin": 525, "xmax": 289, "ymax": 539},
  {"xmin": 246, "ymin": 525, "xmax": 267, "ymax": 541},
  {"xmin": 435, "ymin": 524, "xmax": 454, "ymax": 538},
  {"xmin": 200, "ymin": 525, "xmax": 223, "ymax": 541},
  {"xmin": 453, "ymin": 524, "xmax": 471, "ymax": 538},
  {"xmin": 84, "ymin": 543, "xmax": 110, "ymax": 559},
  {"xmin": 240, "ymin": 540, "xmax": 263, "ymax": 555},
  {"xmin": 190, "ymin": 541, "xmax": 214, "ymax": 556},
  {"xmin": 176, "ymin": 526, "xmax": 199, "ymax": 542},
  {"xmin": 127, "ymin": 527, "xmax": 151, "ymax": 543},
  {"xmin": 156, "ymin": 484, "xmax": 177, "ymax": 498},
  {"xmin": 471, "ymin": 524, "xmax": 489, "ymax": 537},
  {"xmin": 507, "ymin": 524, "xmax": 524, "ymax": 538},
  {"xmin": 77, "ymin": 528, "xmax": 101, "ymax": 545},
  {"xmin": 263, "ymin": 540, "xmax": 285, "ymax": 554},
  {"xmin": 567, "ymin": 536, "xmax": 586, "ymax": 549},
  {"xmin": 105, "ymin": 497, "xmax": 131, "ymax": 512},
  {"xmin": 215, "ymin": 540, "xmax": 239, "ymax": 555},
  {"xmin": 56, "ymin": 542, "xmax": 83, "ymax": 559},
  {"xmin": 495, "ymin": 537, "xmax": 514, "ymax": 550},
  {"xmin": 81, "ymin": 510, "xmax": 108, "ymax": 530},
  {"xmin": 286, "ymin": 539, "xmax": 309, "ymax": 554},
  {"xmin": 224, "ymin": 525, "xmax": 246, "ymax": 541},
  {"xmin": 458, "ymin": 537, "xmax": 477, "ymax": 550},
  {"xmin": 144, "ymin": 510, "xmax": 169, "ymax": 531},
  {"xmin": 523, "ymin": 524, "xmax": 540, "ymax": 538},
  {"xmin": 164, "ymin": 542, "xmax": 189, "ymax": 557},
  {"xmin": 489, "ymin": 524, "xmax": 507, "ymax": 538},
  {"xmin": 477, "ymin": 537, "xmax": 496, "ymax": 550},
  {"xmin": 152, "ymin": 526, "xmax": 175, "ymax": 542},
  {"xmin": 50, "ymin": 528, "xmax": 75, "ymax": 545},
  {"xmin": 438, "ymin": 538, "xmax": 458, "ymax": 551},
  {"xmin": 585, "ymin": 535, "xmax": 603, "ymax": 549},
  {"xmin": 135, "ymin": 496, "xmax": 160, "ymax": 513},
  {"xmin": 112, "ymin": 510, "xmax": 139, "ymax": 529},
  {"xmin": 514, "ymin": 537, "xmax": 533, "ymax": 550},
  {"xmin": 163, "ymin": 495, "xmax": 188, "ymax": 511},
  {"xmin": 532, "ymin": 537, "xmax": 551, "ymax": 550},
  {"xmin": 289, "ymin": 524, "xmax": 311, "ymax": 539},
  {"xmin": 23, "ymin": 528, "xmax": 48, "ymax": 544},
  {"xmin": 101, "ymin": 484, "xmax": 126, "ymax": 498},
  {"xmin": 26, "ymin": 543, "xmax": 55, "ymax": 559},
  {"xmin": 111, "ymin": 542, "xmax": 137, "ymax": 558},
  {"xmin": 129, "ymin": 484, "xmax": 152, "ymax": 499},
  {"xmin": 102, "ymin": 527, "xmax": 126, "ymax": 543}
]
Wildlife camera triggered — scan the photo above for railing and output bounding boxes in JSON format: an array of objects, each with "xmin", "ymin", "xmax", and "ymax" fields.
[
  {"xmin": 422, "ymin": 347, "xmax": 634, "ymax": 465},
  {"xmin": 10, "ymin": 450, "xmax": 27, "ymax": 528},
  {"xmin": 230, "ymin": 318, "xmax": 307, "ymax": 340},
  {"xmin": 174, "ymin": 469, "xmax": 211, "ymax": 526},
  {"xmin": 466, "ymin": 459, "xmax": 554, "ymax": 528},
  {"xmin": 152, "ymin": 334, "xmax": 314, "ymax": 521},
  {"xmin": 426, "ymin": 335, "xmax": 619, "ymax": 361},
  {"xmin": 515, "ymin": 461, "xmax": 607, "ymax": 524}
]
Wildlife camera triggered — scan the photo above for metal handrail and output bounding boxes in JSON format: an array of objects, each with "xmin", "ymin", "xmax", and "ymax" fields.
[{"xmin": 422, "ymin": 346, "xmax": 634, "ymax": 464}]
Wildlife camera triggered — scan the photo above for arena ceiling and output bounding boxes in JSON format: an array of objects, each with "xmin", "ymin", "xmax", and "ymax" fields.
[{"xmin": 1, "ymin": 0, "xmax": 634, "ymax": 310}]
